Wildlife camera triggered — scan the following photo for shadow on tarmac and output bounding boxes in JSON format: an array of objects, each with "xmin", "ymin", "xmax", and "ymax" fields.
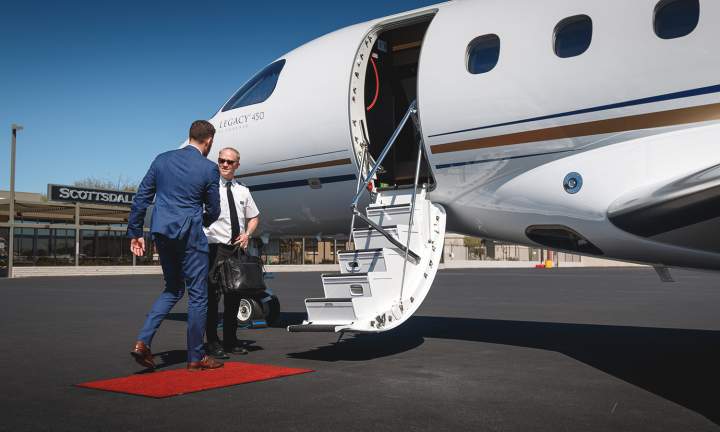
[
  {"xmin": 289, "ymin": 314, "xmax": 720, "ymax": 425},
  {"xmin": 153, "ymin": 311, "xmax": 720, "ymax": 424},
  {"xmin": 150, "ymin": 350, "xmax": 188, "ymax": 371}
]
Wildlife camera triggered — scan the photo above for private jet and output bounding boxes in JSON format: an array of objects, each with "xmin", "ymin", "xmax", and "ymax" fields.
[{"xmin": 196, "ymin": 0, "xmax": 719, "ymax": 332}]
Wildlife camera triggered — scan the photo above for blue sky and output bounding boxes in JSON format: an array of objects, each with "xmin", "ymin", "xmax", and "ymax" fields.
[{"xmin": 0, "ymin": 0, "xmax": 438, "ymax": 193}]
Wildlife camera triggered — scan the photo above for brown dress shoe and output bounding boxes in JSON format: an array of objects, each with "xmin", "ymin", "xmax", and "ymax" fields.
[
  {"xmin": 130, "ymin": 341, "xmax": 155, "ymax": 369},
  {"xmin": 187, "ymin": 355, "xmax": 224, "ymax": 371}
]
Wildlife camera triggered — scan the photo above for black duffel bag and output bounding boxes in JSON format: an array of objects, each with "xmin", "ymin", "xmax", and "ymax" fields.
[{"xmin": 212, "ymin": 246, "xmax": 266, "ymax": 295}]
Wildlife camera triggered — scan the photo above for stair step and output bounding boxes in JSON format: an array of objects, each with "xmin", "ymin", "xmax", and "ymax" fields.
[
  {"xmin": 374, "ymin": 186, "xmax": 427, "ymax": 206},
  {"xmin": 352, "ymin": 225, "xmax": 422, "ymax": 260},
  {"xmin": 367, "ymin": 203, "xmax": 412, "ymax": 210},
  {"xmin": 366, "ymin": 202, "xmax": 423, "ymax": 226},
  {"xmin": 320, "ymin": 273, "xmax": 369, "ymax": 278},
  {"xmin": 337, "ymin": 248, "xmax": 386, "ymax": 274},
  {"xmin": 375, "ymin": 184, "xmax": 418, "ymax": 192},
  {"xmin": 306, "ymin": 297, "xmax": 354, "ymax": 302},
  {"xmin": 305, "ymin": 297, "xmax": 357, "ymax": 323},
  {"xmin": 287, "ymin": 324, "xmax": 341, "ymax": 332},
  {"xmin": 321, "ymin": 273, "xmax": 372, "ymax": 298},
  {"xmin": 337, "ymin": 247, "xmax": 383, "ymax": 253},
  {"xmin": 352, "ymin": 224, "xmax": 398, "ymax": 231}
]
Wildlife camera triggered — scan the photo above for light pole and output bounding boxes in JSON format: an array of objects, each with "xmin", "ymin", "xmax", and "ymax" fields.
[{"xmin": 8, "ymin": 124, "xmax": 23, "ymax": 278}]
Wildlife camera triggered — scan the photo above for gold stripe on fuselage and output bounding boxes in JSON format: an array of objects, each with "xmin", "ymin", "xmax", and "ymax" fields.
[{"xmin": 430, "ymin": 102, "xmax": 720, "ymax": 154}]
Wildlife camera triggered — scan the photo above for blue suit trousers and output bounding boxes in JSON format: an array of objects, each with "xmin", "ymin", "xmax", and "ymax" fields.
[{"xmin": 137, "ymin": 234, "xmax": 208, "ymax": 362}]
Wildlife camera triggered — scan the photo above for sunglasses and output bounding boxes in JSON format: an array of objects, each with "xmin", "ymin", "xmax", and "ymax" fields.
[{"xmin": 218, "ymin": 158, "xmax": 238, "ymax": 165}]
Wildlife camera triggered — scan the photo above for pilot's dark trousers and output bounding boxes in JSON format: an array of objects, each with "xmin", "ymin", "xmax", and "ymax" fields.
[
  {"xmin": 137, "ymin": 234, "xmax": 208, "ymax": 362},
  {"xmin": 206, "ymin": 243, "xmax": 243, "ymax": 347}
]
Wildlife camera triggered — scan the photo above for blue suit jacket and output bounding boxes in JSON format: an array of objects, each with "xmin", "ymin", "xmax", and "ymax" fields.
[{"xmin": 127, "ymin": 145, "xmax": 221, "ymax": 253}]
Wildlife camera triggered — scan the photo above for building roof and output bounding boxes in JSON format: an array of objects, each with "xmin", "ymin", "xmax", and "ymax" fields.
[{"xmin": 0, "ymin": 190, "xmax": 131, "ymax": 225}]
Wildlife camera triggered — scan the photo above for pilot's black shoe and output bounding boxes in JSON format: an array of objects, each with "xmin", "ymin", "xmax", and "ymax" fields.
[
  {"xmin": 207, "ymin": 341, "xmax": 229, "ymax": 359},
  {"xmin": 224, "ymin": 341, "xmax": 248, "ymax": 355},
  {"xmin": 228, "ymin": 345, "xmax": 249, "ymax": 355}
]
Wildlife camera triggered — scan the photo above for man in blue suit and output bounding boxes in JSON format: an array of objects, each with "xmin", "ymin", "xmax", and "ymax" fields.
[{"xmin": 127, "ymin": 120, "xmax": 224, "ymax": 371}]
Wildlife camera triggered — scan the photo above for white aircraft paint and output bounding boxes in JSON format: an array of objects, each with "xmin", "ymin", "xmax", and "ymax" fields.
[{"xmin": 202, "ymin": 0, "xmax": 720, "ymax": 271}]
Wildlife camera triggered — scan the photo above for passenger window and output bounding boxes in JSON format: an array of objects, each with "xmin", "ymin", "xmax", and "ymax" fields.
[
  {"xmin": 654, "ymin": 0, "xmax": 699, "ymax": 39},
  {"xmin": 467, "ymin": 34, "xmax": 500, "ymax": 74},
  {"xmin": 554, "ymin": 15, "xmax": 593, "ymax": 58},
  {"xmin": 222, "ymin": 59, "xmax": 286, "ymax": 112}
]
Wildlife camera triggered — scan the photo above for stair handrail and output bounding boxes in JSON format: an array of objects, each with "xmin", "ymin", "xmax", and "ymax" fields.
[
  {"xmin": 350, "ymin": 100, "xmax": 417, "ymax": 209},
  {"xmin": 399, "ymin": 138, "xmax": 425, "ymax": 305},
  {"xmin": 347, "ymin": 100, "xmax": 422, "ymax": 264},
  {"xmin": 353, "ymin": 211, "xmax": 420, "ymax": 263}
]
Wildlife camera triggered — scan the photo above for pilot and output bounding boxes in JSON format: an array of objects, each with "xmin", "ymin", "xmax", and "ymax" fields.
[{"xmin": 204, "ymin": 147, "xmax": 260, "ymax": 358}]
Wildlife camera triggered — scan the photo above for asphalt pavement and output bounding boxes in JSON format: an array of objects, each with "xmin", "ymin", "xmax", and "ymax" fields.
[{"xmin": 1, "ymin": 268, "xmax": 719, "ymax": 431}]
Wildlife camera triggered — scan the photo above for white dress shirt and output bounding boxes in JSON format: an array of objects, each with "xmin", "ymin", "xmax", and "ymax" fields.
[{"xmin": 204, "ymin": 178, "xmax": 260, "ymax": 245}]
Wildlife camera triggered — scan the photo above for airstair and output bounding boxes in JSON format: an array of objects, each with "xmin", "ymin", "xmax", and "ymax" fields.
[{"xmin": 288, "ymin": 102, "xmax": 447, "ymax": 333}]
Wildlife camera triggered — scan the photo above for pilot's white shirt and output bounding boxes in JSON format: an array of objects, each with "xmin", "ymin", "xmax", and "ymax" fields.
[{"xmin": 204, "ymin": 178, "xmax": 260, "ymax": 245}]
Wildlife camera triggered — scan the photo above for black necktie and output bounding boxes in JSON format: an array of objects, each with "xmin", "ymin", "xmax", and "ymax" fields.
[{"xmin": 226, "ymin": 181, "xmax": 241, "ymax": 242}]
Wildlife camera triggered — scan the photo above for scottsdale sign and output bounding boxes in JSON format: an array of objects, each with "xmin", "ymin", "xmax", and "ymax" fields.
[{"xmin": 48, "ymin": 184, "xmax": 135, "ymax": 206}]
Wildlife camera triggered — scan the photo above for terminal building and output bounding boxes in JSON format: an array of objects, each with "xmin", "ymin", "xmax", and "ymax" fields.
[{"xmin": 1, "ymin": 186, "xmax": 585, "ymax": 278}]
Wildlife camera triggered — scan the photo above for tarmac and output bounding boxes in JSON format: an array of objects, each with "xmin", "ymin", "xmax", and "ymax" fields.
[{"xmin": 1, "ymin": 268, "xmax": 719, "ymax": 431}]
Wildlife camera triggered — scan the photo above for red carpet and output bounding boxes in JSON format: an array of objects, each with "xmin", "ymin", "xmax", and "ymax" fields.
[{"xmin": 76, "ymin": 362, "xmax": 313, "ymax": 398}]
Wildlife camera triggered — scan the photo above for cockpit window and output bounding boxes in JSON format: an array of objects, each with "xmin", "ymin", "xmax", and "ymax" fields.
[
  {"xmin": 654, "ymin": 0, "xmax": 699, "ymax": 39},
  {"xmin": 467, "ymin": 34, "xmax": 500, "ymax": 74},
  {"xmin": 221, "ymin": 59, "xmax": 286, "ymax": 112},
  {"xmin": 554, "ymin": 15, "xmax": 593, "ymax": 58}
]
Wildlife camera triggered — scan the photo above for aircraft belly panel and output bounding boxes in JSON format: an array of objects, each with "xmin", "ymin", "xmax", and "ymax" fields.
[{"xmin": 430, "ymin": 123, "xmax": 720, "ymax": 270}]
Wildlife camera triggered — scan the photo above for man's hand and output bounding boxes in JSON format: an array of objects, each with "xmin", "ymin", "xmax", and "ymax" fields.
[
  {"xmin": 233, "ymin": 233, "xmax": 250, "ymax": 249},
  {"xmin": 130, "ymin": 237, "xmax": 146, "ymax": 257}
]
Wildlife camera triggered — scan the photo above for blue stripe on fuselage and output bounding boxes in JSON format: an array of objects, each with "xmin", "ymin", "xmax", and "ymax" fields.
[
  {"xmin": 246, "ymin": 174, "xmax": 356, "ymax": 192},
  {"xmin": 428, "ymin": 84, "xmax": 720, "ymax": 139}
]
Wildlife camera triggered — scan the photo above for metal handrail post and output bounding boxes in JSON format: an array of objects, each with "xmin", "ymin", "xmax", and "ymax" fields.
[
  {"xmin": 399, "ymin": 130, "xmax": 424, "ymax": 305},
  {"xmin": 351, "ymin": 101, "xmax": 417, "ymax": 208}
]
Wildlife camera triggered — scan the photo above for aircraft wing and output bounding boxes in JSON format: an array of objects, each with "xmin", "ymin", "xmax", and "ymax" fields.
[{"xmin": 608, "ymin": 163, "xmax": 720, "ymax": 238}]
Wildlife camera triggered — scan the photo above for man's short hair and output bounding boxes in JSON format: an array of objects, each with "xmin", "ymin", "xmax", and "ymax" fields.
[
  {"xmin": 219, "ymin": 147, "xmax": 240, "ymax": 161},
  {"xmin": 189, "ymin": 120, "xmax": 216, "ymax": 142}
]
